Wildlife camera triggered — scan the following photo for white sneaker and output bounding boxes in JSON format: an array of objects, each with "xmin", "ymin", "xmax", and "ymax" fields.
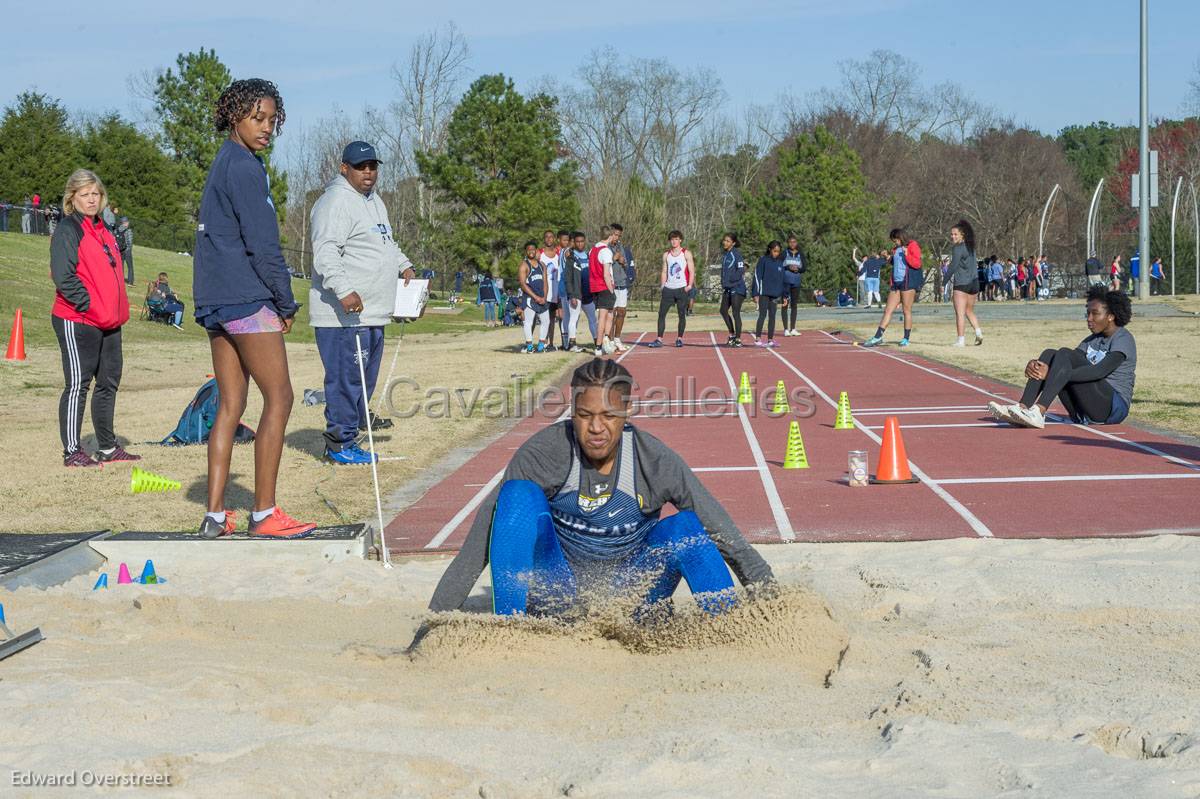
[
  {"xmin": 602, "ymin": 341, "xmax": 615, "ymax": 355},
  {"xmin": 593, "ymin": 347, "xmax": 603, "ymax": 357},
  {"xmin": 1009, "ymin": 404, "xmax": 1045, "ymax": 429},
  {"xmin": 974, "ymin": 330, "xmax": 984, "ymax": 346},
  {"xmin": 953, "ymin": 337, "xmax": 966, "ymax": 347},
  {"xmin": 987, "ymin": 401, "xmax": 1018, "ymax": 424},
  {"xmin": 614, "ymin": 340, "xmax": 627, "ymax": 352}
]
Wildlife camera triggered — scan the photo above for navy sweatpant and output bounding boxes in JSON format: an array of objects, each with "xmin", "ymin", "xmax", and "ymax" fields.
[{"xmin": 314, "ymin": 326, "xmax": 384, "ymax": 452}]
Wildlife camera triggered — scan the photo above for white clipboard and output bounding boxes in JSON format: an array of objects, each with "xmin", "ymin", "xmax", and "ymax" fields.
[{"xmin": 393, "ymin": 278, "xmax": 429, "ymax": 319}]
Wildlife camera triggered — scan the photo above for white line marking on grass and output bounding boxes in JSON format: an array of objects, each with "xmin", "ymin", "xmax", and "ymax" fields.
[
  {"xmin": 710, "ymin": 332, "xmax": 795, "ymax": 542},
  {"xmin": 821, "ymin": 330, "xmax": 1200, "ymax": 472},
  {"xmin": 423, "ymin": 332, "xmax": 647, "ymax": 550},
  {"xmin": 934, "ymin": 473, "xmax": 1200, "ymax": 484},
  {"xmin": 765, "ymin": 346, "xmax": 994, "ymax": 538}
]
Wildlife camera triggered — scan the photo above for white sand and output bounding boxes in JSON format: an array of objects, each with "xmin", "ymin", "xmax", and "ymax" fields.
[{"xmin": 2, "ymin": 535, "xmax": 1199, "ymax": 797}]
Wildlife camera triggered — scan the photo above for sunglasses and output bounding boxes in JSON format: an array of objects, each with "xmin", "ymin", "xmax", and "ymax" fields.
[
  {"xmin": 101, "ymin": 243, "xmax": 117, "ymax": 270},
  {"xmin": 350, "ymin": 161, "xmax": 379, "ymax": 172}
]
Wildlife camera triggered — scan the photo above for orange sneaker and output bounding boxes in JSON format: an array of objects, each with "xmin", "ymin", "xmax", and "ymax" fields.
[
  {"xmin": 199, "ymin": 510, "xmax": 237, "ymax": 539},
  {"xmin": 247, "ymin": 507, "xmax": 317, "ymax": 539}
]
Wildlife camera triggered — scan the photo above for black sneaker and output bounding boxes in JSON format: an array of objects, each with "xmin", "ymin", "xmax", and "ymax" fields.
[
  {"xmin": 94, "ymin": 445, "xmax": 142, "ymax": 463},
  {"xmin": 199, "ymin": 511, "xmax": 237, "ymax": 539},
  {"xmin": 64, "ymin": 450, "xmax": 99, "ymax": 468},
  {"xmin": 359, "ymin": 412, "xmax": 394, "ymax": 431}
]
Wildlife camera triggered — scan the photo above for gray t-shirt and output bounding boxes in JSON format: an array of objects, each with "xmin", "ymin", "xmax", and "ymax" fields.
[{"xmin": 1077, "ymin": 327, "xmax": 1136, "ymax": 403}]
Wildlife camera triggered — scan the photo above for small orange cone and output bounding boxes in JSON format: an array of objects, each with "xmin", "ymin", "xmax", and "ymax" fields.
[
  {"xmin": 871, "ymin": 416, "xmax": 920, "ymax": 484},
  {"xmin": 4, "ymin": 308, "xmax": 26, "ymax": 361}
]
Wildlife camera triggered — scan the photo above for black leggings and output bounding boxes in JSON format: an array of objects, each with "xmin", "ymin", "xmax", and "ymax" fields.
[
  {"xmin": 657, "ymin": 287, "xmax": 688, "ymax": 339},
  {"xmin": 1021, "ymin": 347, "xmax": 1114, "ymax": 422},
  {"xmin": 755, "ymin": 297, "xmax": 780, "ymax": 338},
  {"xmin": 719, "ymin": 291, "xmax": 744, "ymax": 336},
  {"xmin": 785, "ymin": 286, "xmax": 801, "ymax": 328},
  {"xmin": 53, "ymin": 316, "xmax": 123, "ymax": 456}
]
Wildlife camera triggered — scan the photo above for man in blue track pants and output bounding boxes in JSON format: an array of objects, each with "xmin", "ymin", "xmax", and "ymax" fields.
[{"xmin": 426, "ymin": 359, "xmax": 775, "ymax": 618}]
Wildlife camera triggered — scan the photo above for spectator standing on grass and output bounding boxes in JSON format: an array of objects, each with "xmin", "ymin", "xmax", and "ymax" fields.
[
  {"xmin": 1129, "ymin": 250, "xmax": 1141, "ymax": 296},
  {"xmin": 537, "ymin": 229, "xmax": 563, "ymax": 352},
  {"xmin": 519, "ymin": 241, "xmax": 550, "ymax": 353},
  {"xmin": 308, "ymin": 139, "xmax": 416, "ymax": 466},
  {"xmin": 1110, "ymin": 254, "xmax": 1123, "ymax": 292},
  {"xmin": 193, "ymin": 77, "xmax": 315, "ymax": 540},
  {"xmin": 477, "ymin": 272, "xmax": 500, "ymax": 327},
  {"xmin": 589, "ymin": 225, "xmax": 622, "ymax": 354},
  {"xmin": 21, "ymin": 196, "xmax": 32, "ymax": 234},
  {"xmin": 563, "ymin": 231, "xmax": 592, "ymax": 352},
  {"xmin": 116, "ymin": 215, "xmax": 134, "ymax": 285},
  {"xmin": 861, "ymin": 248, "xmax": 885, "ymax": 308},
  {"xmin": 1085, "ymin": 254, "xmax": 1105, "ymax": 287},
  {"xmin": 0, "ymin": 198, "xmax": 9, "ymax": 232},
  {"xmin": 50, "ymin": 169, "xmax": 138, "ymax": 468},
  {"xmin": 611, "ymin": 224, "xmax": 633, "ymax": 348},
  {"xmin": 1150, "ymin": 257, "xmax": 1165, "ymax": 295}
]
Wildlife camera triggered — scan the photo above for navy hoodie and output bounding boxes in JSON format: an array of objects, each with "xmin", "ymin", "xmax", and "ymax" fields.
[
  {"xmin": 754, "ymin": 255, "xmax": 786, "ymax": 298},
  {"xmin": 193, "ymin": 140, "xmax": 298, "ymax": 319},
  {"xmin": 720, "ymin": 247, "xmax": 747, "ymax": 294}
]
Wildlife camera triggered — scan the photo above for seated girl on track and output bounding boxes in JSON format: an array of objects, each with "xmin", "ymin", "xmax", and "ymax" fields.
[{"xmin": 989, "ymin": 285, "xmax": 1135, "ymax": 430}]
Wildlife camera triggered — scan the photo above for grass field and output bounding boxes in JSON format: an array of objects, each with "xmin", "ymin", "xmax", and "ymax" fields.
[{"xmin": 1, "ymin": 232, "xmax": 1197, "ymax": 534}]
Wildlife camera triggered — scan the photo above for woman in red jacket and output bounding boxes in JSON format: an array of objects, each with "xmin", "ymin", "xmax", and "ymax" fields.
[{"xmin": 50, "ymin": 169, "xmax": 139, "ymax": 467}]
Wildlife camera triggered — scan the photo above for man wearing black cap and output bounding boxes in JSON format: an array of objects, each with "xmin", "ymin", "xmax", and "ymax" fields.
[{"xmin": 308, "ymin": 141, "xmax": 415, "ymax": 465}]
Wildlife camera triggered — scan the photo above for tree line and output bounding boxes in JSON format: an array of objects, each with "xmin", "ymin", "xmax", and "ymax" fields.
[{"xmin": 2, "ymin": 35, "xmax": 1197, "ymax": 295}]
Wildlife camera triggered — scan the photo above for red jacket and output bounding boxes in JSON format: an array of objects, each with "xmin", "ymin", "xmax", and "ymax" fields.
[
  {"xmin": 50, "ymin": 213, "xmax": 130, "ymax": 330},
  {"xmin": 587, "ymin": 243, "xmax": 612, "ymax": 294}
]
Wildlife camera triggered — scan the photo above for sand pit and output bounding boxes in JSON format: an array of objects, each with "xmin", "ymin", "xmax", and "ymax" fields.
[{"xmin": 1, "ymin": 537, "xmax": 1199, "ymax": 797}]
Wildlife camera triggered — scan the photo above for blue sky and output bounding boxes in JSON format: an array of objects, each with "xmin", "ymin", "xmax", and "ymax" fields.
[{"xmin": 7, "ymin": 0, "xmax": 1199, "ymax": 159}]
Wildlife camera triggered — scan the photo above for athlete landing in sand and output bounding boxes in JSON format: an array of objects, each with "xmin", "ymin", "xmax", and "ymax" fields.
[{"xmin": 424, "ymin": 359, "xmax": 775, "ymax": 619}]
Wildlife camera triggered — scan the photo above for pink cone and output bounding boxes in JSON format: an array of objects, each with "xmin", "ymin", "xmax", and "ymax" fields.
[{"xmin": 117, "ymin": 563, "xmax": 132, "ymax": 584}]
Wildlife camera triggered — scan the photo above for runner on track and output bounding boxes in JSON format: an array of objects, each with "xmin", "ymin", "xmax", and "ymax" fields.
[
  {"xmin": 863, "ymin": 228, "xmax": 923, "ymax": 348},
  {"xmin": 947, "ymin": 219, "xmax": 983, "ymax": 347},
  {"xmin": 988, "ymin": 285, "xmax": 1135, "ymax": 429},
  {"xmin": 649, "ymin": 230, "xmax": 694, "ymax": 349},
  {"xmin": 718, "ymin": 233, "xmax": 747, "ymax": 347}
]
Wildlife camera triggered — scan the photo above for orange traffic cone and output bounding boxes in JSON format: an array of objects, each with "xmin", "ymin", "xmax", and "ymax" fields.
[
  {"xmin": 4, "ymin": 308, "xmax": 26, "ymax": 361},
  {"xmin": 871, "ymin": 416, "xmax": 919, "ymax": 484}
]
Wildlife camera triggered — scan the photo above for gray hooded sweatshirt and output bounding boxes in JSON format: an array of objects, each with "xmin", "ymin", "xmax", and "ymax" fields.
[{"xmin": 308, "ymin": 174, "xmax": 413, "ymax": 327}]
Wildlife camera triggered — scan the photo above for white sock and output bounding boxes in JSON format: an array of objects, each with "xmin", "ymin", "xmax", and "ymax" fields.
[
  {"xmin": 975, "ymin": 328, "xmax": 983, "ymax": 336},
  {"xmin": 955, "ymin": 336, "xmax": 965, "ymax": 345},
  {"xmin": 205, "ymin": 511, "xmax": 226, "ymax": 524},
  {"xmin": 99, "ymin": 447, "xmax": 115, "ymax": 455},
  {"xmin": 251, "ymin": 507, "xmax": 275, "ymax": 523}
]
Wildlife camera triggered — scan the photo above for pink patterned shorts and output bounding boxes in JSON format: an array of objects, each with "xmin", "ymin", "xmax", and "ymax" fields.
[{"xmin": 220, "ymin": 306, "xmax": 285, "ymax": 335}]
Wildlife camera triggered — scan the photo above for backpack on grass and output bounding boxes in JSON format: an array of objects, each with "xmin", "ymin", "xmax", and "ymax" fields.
[{"xmin": 162, "ymin": 378, "xmax": 255, "ymax": 445}]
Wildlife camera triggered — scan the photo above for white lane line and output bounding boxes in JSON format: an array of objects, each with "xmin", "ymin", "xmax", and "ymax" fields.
[
  {"xmin": 692, "ymin": 466, "xmax": 761, "ymax": 472},
  {"xmin": 934, "ymin": 473, "xmax": 1200, "ymax": 485},
  {"xmin": 856, "ymin": 405, "xmax": 985, "ymax": 412},
  {"xmin": 629, "ymin": 411, "xmax": 738, "ymax": 420},
  {"xmin": 861, "ymin": 422, "xmax": 1068, "ymax": 430},
  {"xmin": 710, "ymin": 332, "xmax": 795, "ymax": 542},
  {"xmin": 822, "ymin": 329, "xmax": 1200, "ymax": 472},
  {"xmin": 633, "ymin": 398, "xmax": 735, "ymax": 406},
  {"xmin": 854, "ymin": 408, "xmax": 988, "ymax": 416},
  {"xmin": 423, "ymin": 332, "xmax": 647, "ymax": 549},
  {"xmin": 765, "ymin": 347, "xmax": 994, "ymax": 538}
]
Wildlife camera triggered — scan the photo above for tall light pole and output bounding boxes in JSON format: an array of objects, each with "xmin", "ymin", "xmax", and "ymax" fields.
[{"xmin": 1137, "ymin": 0, "xmax": 1151, "ymax": 300}]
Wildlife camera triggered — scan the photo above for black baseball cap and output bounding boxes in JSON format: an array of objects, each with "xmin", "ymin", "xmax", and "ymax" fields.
[{"xmin": 342, "ymin": 141, "xmax": 382, "ymax": 166}]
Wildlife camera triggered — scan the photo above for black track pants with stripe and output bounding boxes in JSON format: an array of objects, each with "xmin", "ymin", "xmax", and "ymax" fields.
[{"xmin": 53, "ymin": 316, "xmax": 123, "ymax": 456}]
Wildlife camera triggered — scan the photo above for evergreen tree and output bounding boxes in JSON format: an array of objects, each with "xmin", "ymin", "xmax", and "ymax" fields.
[
  {"xmin": 734, "ymin": 127, "xmax": 889, "ymax": 294},
  {"xmin": 416, "ymin": 74, "xmax": 579, "ymax": 276},
  {"xmin": 78, "ymin": 114, "xmax": 190, "ymax": 249},
  {"xmin": 153, "ymin": 49, "xmax": 287, "ymax": 223},
  {"xmin": 0, "ymin": 92, "xmax": 80, "ymax": 204}
]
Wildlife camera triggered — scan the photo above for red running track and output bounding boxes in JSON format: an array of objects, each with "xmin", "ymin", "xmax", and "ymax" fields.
[{"xmin": 384, "ymin": 329, "xmax": 1200, "ymax": 554}]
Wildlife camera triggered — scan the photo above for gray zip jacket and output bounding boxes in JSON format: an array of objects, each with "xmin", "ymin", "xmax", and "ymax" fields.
[
  {"xmin": 428, "ymin": 421, "xmax": 775, "ymax": 612},
  {"xmin": 308, "ymin": 175, "xmax": 414, "ymax": 327},
  {"xmin": 949, "ymin": 242, "xmax": 977, "ymax": 287}
]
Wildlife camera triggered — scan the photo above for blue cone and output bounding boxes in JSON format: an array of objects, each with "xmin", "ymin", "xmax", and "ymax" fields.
[
  {"xmin": 93, "ymin": 573, "xmax": 108, "ymax": 590},
  {"xmin": 137, "ymin": 560, "xmax": 163, "ymax": 585},
  {"xmin": 0, "ymin": 602, "xmax": 5, "ymax": 625}
]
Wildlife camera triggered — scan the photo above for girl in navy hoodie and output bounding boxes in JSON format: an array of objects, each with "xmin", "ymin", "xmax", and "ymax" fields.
[
  {"xmin": 192, "ymin": 78, "xmax": 314, "ymax": 540},
  {"xmin": 752, "ymin": 240, "xmax": 788, "ymax": 347},
  {"xmin": 718, "ymin": 233, "xmax": 747, "ymax": 347}
]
